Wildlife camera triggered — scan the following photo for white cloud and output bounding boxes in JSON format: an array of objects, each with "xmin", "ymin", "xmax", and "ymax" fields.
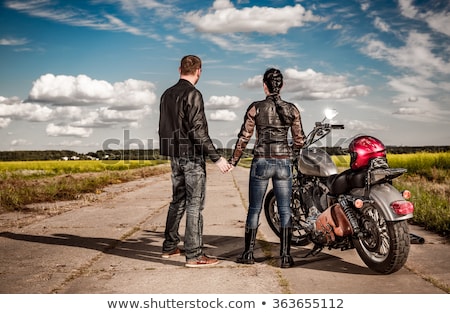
[
  {"xmin": 358, "ymin": 3, "xmax": 450, "ymax": 124},
  {"xmin": 11, "ymin": 139, "xmax": 31, "ymax": 146},
  {"xmin": 4, "ymin": 0, "xmax": 160, "ymax": 38},
  {"xmin": 201, "ymin": 33, "xmax": 294, "ymax": 58},
  {"xmin": 0, "ymin": 118, "xmax": 12, "ymax": 128},
  {"xmin": 117, "ymin": 0, "xmax": 173, "ymax": 16},
  {"xmin": 205, "ymin": 80, "xmax": 232, "ymax": 86},
  {"xmin": 326, "ymin": 23, "xmax": 342, "ymax": 30},
  {"xmin": 53, "ymin": 106, "xmax": 84, "ymax": 122},
  {"xmin": 112, "ymin": 79, "xmax": 156, "ymax": 110},
  {"xmin": 373, "ymin": 17, "xmax": 390, "ymax": 32},
  {"xmin": 46, "ymin": 123, "xmax": 93, "ymax": 138},
  {"xmin": 393, "ymin": 107, "xmax": 426, "ymax": 115},
  {"xmin": 399, "ymin": 0, "xmax": 450, "ymax": 36},
  {"xmin": 345, "ymin": 120, "xmax": 385, "ymax": 132},
  {"xmin": 241, "ymin": 68, "xmax": 370, "ymax": 100},
  {"xmin": 185, "ymin": 0, "xmax": 323, "ymax": 34},
  {"xmin": 0, "ymin": 96, "xmax": 53, "ymax": 122},
  {"xmin": 360, "ymin": 31, "xmax": 450, "ymax": 77},
  {"xmin": 1, "ymin": 75, "xmax": 155, "ymax": 138},
  {"xmin": 360, "ymin": 1, "xmax": 370, "ymax": 12},
  {"xmin": 424, "ymin": 10, "xmax": 450, "ymax": 37},
  {"xmin": 104, "ymin": 13, "xmax": 143, "ymax": 36},
  {"xmin": 398, "ymin": 0, "xmax": 418, "ymax": 19},
  {"xmin": 388, "ymin": 94, "xmax": 450, "ymax": 123},
  {"xmin": 205, "ymin": 95, "xmax": 242, "ymax": 109},
  {"xmin": 210, "ymin": 110, "xmax": 237, "ymax": 121},
  {"xmin": 0, "ymin": 37, "xmax": 28, "ymax": 45},
  {"xmin": 387, "ymin": 75, "xmax": 437, "ymax": 97},
  {"xmin": 28, "ymin": 74, "xmax": 157, "ymax": 109},
  {"xmin": 70, "ymin": 106, "xmax": 151, "ymax": 128},
  {"xmin": 240, "ymin": 75, "xmax": 263, "ymax": 89}
]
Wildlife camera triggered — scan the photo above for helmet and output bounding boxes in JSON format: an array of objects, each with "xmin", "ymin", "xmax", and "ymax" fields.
[{"xmin": 348, "ymin": 135, "xmax": 386, "ymax": 170}]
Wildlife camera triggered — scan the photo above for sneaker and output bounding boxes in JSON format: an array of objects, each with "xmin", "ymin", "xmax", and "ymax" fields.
[
  {"xmin": 185, "ymin": 255, "xmax": 220, "ymax": 268},
  {"xmin": 161, "ymin": 247, "xmax": 184, "ymax": 258}
]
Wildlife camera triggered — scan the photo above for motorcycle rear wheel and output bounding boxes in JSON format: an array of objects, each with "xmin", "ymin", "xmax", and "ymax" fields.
[
  {"xmin": 264, "ymin": 189, "xmax": 310, "ymax": 246},
  {"xmin": 353, "ymin": 203, "xmax": 410, "ymax": 274}
]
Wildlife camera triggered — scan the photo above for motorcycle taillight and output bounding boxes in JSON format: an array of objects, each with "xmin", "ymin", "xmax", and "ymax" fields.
[{"xmin": 391, "ymin": 200, "xmax": 414, "ymax": 215}]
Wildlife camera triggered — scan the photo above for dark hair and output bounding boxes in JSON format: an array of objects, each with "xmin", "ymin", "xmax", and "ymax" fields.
[
  {"xmin": 180, "ymin": 55, "xmax": 202, "ymax": 75},
  {"xmin": 263, "ymin": 68, "xmax": 283, "ymax": 94}
]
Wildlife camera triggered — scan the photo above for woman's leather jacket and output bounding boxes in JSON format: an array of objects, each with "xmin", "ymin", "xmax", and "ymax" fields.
[
  {"xmin": 159, "ymin": 79, "xmax": 221, "ymax": 162},
  {"xmin": 229, "ymin": 94, "xmax": 305, "ymax": 166}
]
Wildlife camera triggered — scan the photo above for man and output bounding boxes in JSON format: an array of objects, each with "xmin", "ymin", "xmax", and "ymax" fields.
[{"xmin": 159, "ymin": 55, "xmax": 231, "ymax": 267}]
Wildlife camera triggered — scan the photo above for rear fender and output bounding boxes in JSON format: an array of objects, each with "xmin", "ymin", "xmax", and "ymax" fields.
[{"xmin": 367, "ymin": 183, "xmax": 413, "ymax": 221}]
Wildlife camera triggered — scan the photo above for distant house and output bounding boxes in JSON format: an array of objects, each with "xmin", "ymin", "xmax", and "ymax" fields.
[
  {"xmin": 61, "ymin": 156, "xmax": 69, "ymax": 161},
  {"xmin": 70, "ymin": 156, "xmax": 80, "ymax": 160}
]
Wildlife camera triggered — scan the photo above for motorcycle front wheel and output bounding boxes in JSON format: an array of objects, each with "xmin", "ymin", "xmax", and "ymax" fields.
[
  {"xmin": 353, "ymin": 202, "xmax": 410, "ymax": 274},
  {"xmin": 263, "ymin": 189, "xmax": 310, "ymax": 246}
]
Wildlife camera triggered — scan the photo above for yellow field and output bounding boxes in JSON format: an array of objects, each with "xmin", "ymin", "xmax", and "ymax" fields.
[
  {"xmin": 333, "ymin": 152, "xmax": 450, "ymax": 172},
  {"xmin": 0, "ymin": 159, "xmax": 169, "ymax": 178}
]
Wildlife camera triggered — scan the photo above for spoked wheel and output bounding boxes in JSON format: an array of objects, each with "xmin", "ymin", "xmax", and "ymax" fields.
[
  {"xmin": 264, "ymin": 189, "xmax": 310, "ymax": 246},
  {"xmin": 353, "ymin": 203, "xmax": 410, "ymax": 274}
]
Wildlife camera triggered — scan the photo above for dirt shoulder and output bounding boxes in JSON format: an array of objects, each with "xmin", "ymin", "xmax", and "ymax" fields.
[{"xmin": 0, "ymin": 164, "xmax": 171, "ymax": 230}]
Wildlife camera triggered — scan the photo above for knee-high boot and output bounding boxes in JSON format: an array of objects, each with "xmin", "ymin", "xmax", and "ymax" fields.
[
  {"xmin": 280, "ymin": 227, "xmax": 294, "ymax": 268},
  {"xmin": 236, "ymin": 227, "xmax": 257, "ymax": 264}
]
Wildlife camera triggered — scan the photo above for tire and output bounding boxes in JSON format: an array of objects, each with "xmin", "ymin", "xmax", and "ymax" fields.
[
  {"xmin": 353, "ymin": 202, "xmax": 411, "ymax": 274},
  {"xmin": 264, "ymin": 189, "xmax": 310, "ymax": 246}
]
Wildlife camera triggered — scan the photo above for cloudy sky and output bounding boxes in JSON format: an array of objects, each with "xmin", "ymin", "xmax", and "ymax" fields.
[{"xmin": 0, "ymin": 0, "xmax": 449, "ymax": 153}]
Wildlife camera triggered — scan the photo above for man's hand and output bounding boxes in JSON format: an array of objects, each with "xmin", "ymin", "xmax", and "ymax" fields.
[{"xmin": 215, "ymin": 157, "xmax": 233, "ymax": 174}]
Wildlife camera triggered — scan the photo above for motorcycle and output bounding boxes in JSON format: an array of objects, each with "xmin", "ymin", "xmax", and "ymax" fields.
[{"xmin": 264, "ymin": 109, "xmax": 414, "ymax": 274}]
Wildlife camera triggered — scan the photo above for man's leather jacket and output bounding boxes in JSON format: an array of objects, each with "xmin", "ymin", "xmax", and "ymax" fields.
[
  {"xmin": 229, "ymin": 94, "xmax": 305, "ymax": 166},
  {"xmin": 159, "ymin": 79, "xmax": 221, "ymax": 162}
]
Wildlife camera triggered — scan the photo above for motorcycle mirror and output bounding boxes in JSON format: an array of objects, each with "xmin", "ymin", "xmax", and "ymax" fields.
[{"xmin": 324, "ymin": 108, "xmax": 338, "ymax": 120}]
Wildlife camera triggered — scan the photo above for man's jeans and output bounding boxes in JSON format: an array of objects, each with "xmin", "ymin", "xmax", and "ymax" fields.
[
  {"xmin": 246, "ymin": 158, "xmax": 293, "ymax": 229},
  {"xmin": 163, "ymin": 156, "xmax": 206, "ymax": 260}
]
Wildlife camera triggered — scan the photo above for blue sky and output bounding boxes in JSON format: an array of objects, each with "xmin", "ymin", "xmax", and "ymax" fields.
[{"xmin": 0, "ymin": 0, "xmax": 449, "ymax": 153}]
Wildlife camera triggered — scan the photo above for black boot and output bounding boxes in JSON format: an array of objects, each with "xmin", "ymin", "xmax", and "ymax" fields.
[
  {"xmin": 236, "ymin": 227, "xmax": 257, "ymax": 264},
  {"xmin": 280, "ymin": 227, "xmax": 294, "ymax": 268}
]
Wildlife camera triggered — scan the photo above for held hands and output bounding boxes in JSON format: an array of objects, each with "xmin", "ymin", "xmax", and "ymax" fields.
[{"xmin": 215, "ymin": 157, "xmax": 234, "ymax": 174}]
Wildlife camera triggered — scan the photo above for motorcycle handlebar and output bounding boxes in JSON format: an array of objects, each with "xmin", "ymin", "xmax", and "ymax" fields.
[{"xmin": 306, "ymin": 122, "xmax": 344, "ymax": 147}]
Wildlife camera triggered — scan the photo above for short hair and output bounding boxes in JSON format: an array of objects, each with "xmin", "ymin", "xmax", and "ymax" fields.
[
  {"xmin": 263, "ymin": 68, "xmax": 283, "ymax": 94},
  {"xmin": 180, "ymin": 55, "xmax": 202, "ymax": 75}
]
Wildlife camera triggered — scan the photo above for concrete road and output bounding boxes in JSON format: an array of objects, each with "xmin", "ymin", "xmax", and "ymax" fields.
[{"xmin": 0, "ymin": 164, "xmax": 448, "ymax": 294}]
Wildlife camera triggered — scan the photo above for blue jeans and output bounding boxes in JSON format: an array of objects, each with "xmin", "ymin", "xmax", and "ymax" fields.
[
  {"xmin": 163, "ymin": 156, "xmax": 206, "ymax": 260},
  {"xmin": 246, "ymin": 158, "xmax": 293, "ymax": 229}
]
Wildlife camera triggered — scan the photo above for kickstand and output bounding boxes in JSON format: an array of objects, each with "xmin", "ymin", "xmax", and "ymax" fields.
[
  {"xmin": 303, "ymin": 244, "xmax": 323, "ymax": 258},
  {"xmin": 410, "ymin": 233, "xmax": 425, "ymax": 244}
]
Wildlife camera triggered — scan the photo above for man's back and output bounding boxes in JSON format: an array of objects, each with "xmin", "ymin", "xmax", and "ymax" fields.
[{"xmin": 159, "ymin": 79, "xmax": 220, "ymax": 162}]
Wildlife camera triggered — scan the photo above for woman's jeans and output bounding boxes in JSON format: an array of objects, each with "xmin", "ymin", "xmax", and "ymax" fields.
[
  {"xmin": 246, "ymin": 158, "xmax": 293, "ymax": 229},
  {"xmin": 163, "ymin": 156, "xmax": 206, "ymax": 260}
]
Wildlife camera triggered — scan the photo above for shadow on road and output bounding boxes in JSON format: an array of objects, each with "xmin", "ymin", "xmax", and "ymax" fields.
[{"xmin": 1, "ymin": 231, "xmax": 376, "ymax": 274}]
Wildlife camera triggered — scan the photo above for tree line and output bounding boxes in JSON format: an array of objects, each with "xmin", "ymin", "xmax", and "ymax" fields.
[{"xmin": 0, "ymin": 146, "xmax": 449, "ymax": 162}]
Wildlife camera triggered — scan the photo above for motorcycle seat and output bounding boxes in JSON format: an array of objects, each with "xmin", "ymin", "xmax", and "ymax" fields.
[{"xmin": 327, "ymin": 169, "xmax": 366, "ymax": 196}]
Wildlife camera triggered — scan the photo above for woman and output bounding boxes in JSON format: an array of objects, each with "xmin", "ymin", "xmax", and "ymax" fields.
[{"xmin": 229, "ymin": 68, "xmax": 305, "ymax": 268}]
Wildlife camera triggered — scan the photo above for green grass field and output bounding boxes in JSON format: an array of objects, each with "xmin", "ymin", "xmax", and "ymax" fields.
[{"xmin": 0, "ymin": 160, "xmax": 170, "ymax": 212}]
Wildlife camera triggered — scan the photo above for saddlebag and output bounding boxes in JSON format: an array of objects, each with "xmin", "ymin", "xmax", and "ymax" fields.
[{"xmin": 314, "ymin": 203, "xmax": 353, "ymax": 244}]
